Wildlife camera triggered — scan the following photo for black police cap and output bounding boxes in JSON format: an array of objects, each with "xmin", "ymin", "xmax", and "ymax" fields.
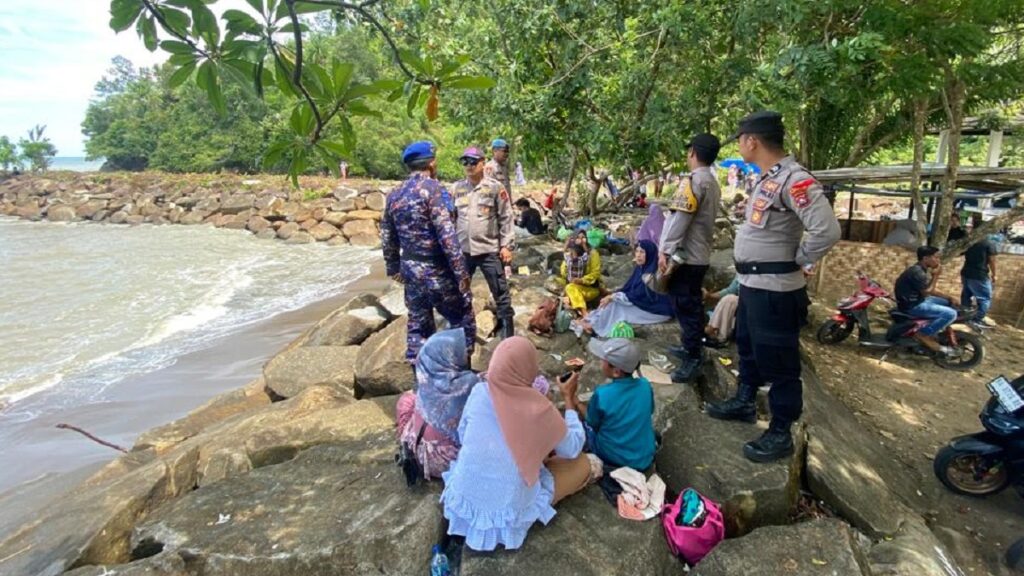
[
  {"xmin": 725, "ymin": 111, "xmax": 784, "ymax": 143},
  {"xmin": 685, "ymin": 133, "xmax": 721, "ymax": 159}
]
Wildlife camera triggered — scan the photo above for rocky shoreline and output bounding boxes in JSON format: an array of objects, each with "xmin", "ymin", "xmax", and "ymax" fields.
[
  {"xmin": 0, "ymin": 172, "xmax": 395, "ymax": 247},
  {"xmin": 0, "ymin": 206, "xmax": 973, "ymax": 575}
]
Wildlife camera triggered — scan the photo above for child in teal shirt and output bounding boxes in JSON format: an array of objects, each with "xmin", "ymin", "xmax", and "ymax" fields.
[{"xmin": 564, "ymin": 338, "xmax": 656, "ymax": 470}]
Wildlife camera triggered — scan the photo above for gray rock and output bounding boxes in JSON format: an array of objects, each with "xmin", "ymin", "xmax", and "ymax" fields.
[
  {"xmin": 246, "ymin": 215, "xmax": 271, "ymax": 234},
  {"xmin": 218, "ymin": 194, "xmax": 254, "ymax": 214},
  {"xmin": 284, "ymin": 231, "xmax": 315, "ymax": 244},
  {"xmin": 47, "ymin": 204, "xmax": 77, "ymax": 221},
  {"xmin": 131, "ymin": 438, "xmax": 443, "ymax": 576},
  {"xmin": 321, "ymin": 210, "xmax": 349, "ymax": 227},
  {"xmin": 655, "ymin": 385, "xmax": 804, "ymax": 537},
  {"xmin": 109, "ymin": 210, "xmax": 129, "ymax": 224},
  {"xmin": 308, "ymin": 221, "xmax": 340, "ymax": 241},
  {"xmin": 461, "ymin": 485, "xmax": 677, "ymax": 576},
  {"xmin": 363, "ymin": 190, "xmax": 386, "ymax": 211},
  {"xmin": 276, "ymin": 221, "xmax": 300, "ymax": 239},
  {"xmin": 326, "ymin": 235, "xmax": 349, "ymax": 246},
  {"xmin": 255, "ymin": 228, "xmax": 278, "ymax": 240},
  {"xmin": 354, "ymin": 316, "xmax": 411, "ymax": 398},
  {"xmin": 263, "ymin": 345, "xmax": 360, "ymax": 398},
  {"xmin": 802, "ymin": 363, "xmax": 914, "ymax": 538},
  {"xmin": 693, "ymin": 519, "xmax": 870, "ymax": 576},
  {"xmin": 378, "ymin": 288, "xmax": 408, "ymax": 317},
  {"xmin": 64, "ymin": 553, "xmax": 189, "ymax": 575},
  {"xmin": 302, "ymin": 297, "xmax": 390, "ymax": 347},
  {"xmin": 868, "ymin": 517, "xmax": 964, "ymax": 576},
  {"xmin": 341, "ymin": 218, "xmax": 377, "ymax": 239},
  {"xmin": 178, "ymin": 211, "xmax": 206, "ymax": 225}
]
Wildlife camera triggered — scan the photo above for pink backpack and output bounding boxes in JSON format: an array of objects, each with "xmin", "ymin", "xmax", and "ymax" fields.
[{"xmin": 661, "ymin": 488, "xmax": 725, "ymax": 565}]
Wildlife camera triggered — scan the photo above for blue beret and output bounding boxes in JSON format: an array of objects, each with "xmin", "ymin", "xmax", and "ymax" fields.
[
  {"xmin": 491, "ymin": 138, "xmax": 509, "ymax": 150},
  {"xmin": 402, "ymin": 140, "xmax": 436, "ymax": 165}
]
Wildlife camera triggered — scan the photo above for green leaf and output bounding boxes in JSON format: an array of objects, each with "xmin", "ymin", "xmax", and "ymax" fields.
[
  {"xmin": 160, "ymin": 40, "xmax": 193, "ymax": 55},
  {"xmin": 243, "ymin": 0, "xmax": 265, "ymax": 17},
  {"xmin": 340, "ymin": 116, "xmax": 355, "ymax": 153},
  {"xmin": 370, "ymin": 79, "xmax": 403, "ymax": 91},
  {"xmin": 274, "ymin": 57, "xmax": 298, "ymax": 96},
  {"xmin": 315, "ymin": 145, "xmax": 341, "ymax": 177},
  {"xmin": 158, "ymin": 7, "xmax": 191, "ymax": 35},
  {"xmin": 196, "ymin": 59, "xmax": 214, "ymax": 90},
  {"xmin": 289, "ymin": 103, "xmax": 315, "ymax": 135},
  {"xmin": 221, "ymin": 59, "xmax": 258, "ymax": 97},
  {"xmin": 387, "ymin": 86, "xmax": 404, "ymax": 102},
  {"xmin": 196, "ymin": 61, "xmax": 227, "ymax": 115},
  {"xmin": 399, "ymin": 49, "xmax": 427, "ymax": 76},
  {"xmin": 137, "ymin": 15, "xmax": 158, "ymax": 52},
  {"xmin": 167, "ymin": 60, "xmax": 197, "ymax": 88},
  {"xmin": 168, "ymin": 53, "xmax": 196, "ymax": 65},
  {"xmin": 288, "ymin": 148, "xmax": 307, "ymax": 187},
  {"xmin": 436, "ymin": 55, "xmax": 470, "ymax": 79},
  {"xmin": 110, "ymin": 0, "xmax": 144, "ymax": 32},
  {"xmin": 254, "ymin": 59, "xmax": 266, "ymax": 98},
  {"xmin": 318, "ymin": 139, "xmax": 350, "ymax": 157},
  {"xmin": 190, "ymin": 2, "xmax": 219, "ymax": 46},
  {"xmin": 331, "ymin": 62, "xmax": 354, "ymax": 94},
  {"xmin": 262, "ymin": 140, "xmax": 290, "ymax": 169},
  {"xmin": 224, "ymin": 9, "xmax": 262, "ymax": 37},
  {"xmin": 344, "ymin": 83, "xmax": 385, "ymax": 101},
  {"xmin": 279, "ymin": 22, "xmax": 310, "ymax": 34},
  {"xmin": 309, "ymin": 62, "xmax": 334, "ymax": 99},
  {"xmin": 346, "ymin": 101, "xmax": 382, "ymax": 118},
  {"xmin": 444, "ymin": 76, "xmax": 496, "ymax": 90},
  {"xmin": 417, "ymin": 0, "xmax": 429, "ymax": 10},
  {"xmin": 406, "ymin": 85, "xmax": 421, "ymax": 118}
]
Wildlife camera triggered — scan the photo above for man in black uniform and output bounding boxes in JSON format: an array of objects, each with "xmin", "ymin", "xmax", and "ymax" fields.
[{"xmin": 705, "ymin": 111, "xmax": 841, "ymax": 463}]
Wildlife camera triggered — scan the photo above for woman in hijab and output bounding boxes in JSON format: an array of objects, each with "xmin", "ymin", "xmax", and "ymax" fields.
[
  {"xmin": 441, "ymin": 337, "xmax": 592, "ymax": 551},
  {"xmin": 635, "ymin": 203, "xmax": 665, "ymax": 247},
  {"xmin": 581, "ymin": 240, "xmax": 675, "ymax": 337},
  {"xmin": 559, "ymin": 231, "xmax": 603, "ymax": 316},
  {"xmin": 395, "ymin": 328, "xmax": 479, "ymax": 480}
]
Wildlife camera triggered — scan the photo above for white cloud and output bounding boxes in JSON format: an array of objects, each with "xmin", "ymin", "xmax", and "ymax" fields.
[{"xmin": 0, "ymin": 0, "xmax": 253, "ymax": 156}]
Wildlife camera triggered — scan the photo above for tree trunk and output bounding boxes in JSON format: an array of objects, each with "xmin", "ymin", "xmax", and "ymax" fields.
[
  {"xmin": 555, "ymin": 149, "xmax": 579, "ymax": 218},
  {"xmin": 909, "ymin": 98, "xmax": 929, "ymax": 244},
  {"xmin": 942, "ymin": 203, "xmax": 1024, "ymax": 261},
  {"xmin": 585, "ymin": 165, "xmax": 605, "ymax": 217},
  {"xmin": 933, "ymin": 68, "xmax": 966, "ymax": 247}
]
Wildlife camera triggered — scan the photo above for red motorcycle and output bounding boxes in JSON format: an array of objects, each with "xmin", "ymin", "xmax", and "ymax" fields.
[{"xmin": 816, "ymin": 272, "xmax": 984, "ymax": 371}]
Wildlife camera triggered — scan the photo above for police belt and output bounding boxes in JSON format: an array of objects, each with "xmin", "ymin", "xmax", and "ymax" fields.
[
  {"xmin": 734, "ymin": 261, "xmax": 800, "ymax": 274},
  {"xmin": 402, "ymin": 251, "xmax": 448, "ymax": 264}
]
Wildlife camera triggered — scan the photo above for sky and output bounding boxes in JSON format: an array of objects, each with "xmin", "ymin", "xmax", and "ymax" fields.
[{"xmin": 0, "ymin": 0, "xmax": 247, "ymax": 157}]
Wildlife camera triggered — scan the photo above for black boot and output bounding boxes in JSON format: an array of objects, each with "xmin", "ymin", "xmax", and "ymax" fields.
[
  {"xmin": 705, "ymin": 388, "xmax": 756, "ymax": 423},
  {"xmin": 671, "ymin": 355, "xmax": 703, "ymax": 383},
  {"xmin": 667, "ymin": 345, "xmax": 687, "ymax": 360},
  {"xmin": 743, "ymin": 422, "xmax": 794, "ymax": 463},
  {"xmin": 498, "ymin": 316, "xmax": 515, "ymax": 340}
]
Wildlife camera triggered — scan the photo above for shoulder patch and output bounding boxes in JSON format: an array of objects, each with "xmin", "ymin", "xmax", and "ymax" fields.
[
  {"xmin": 788, "ymin": 178, "xmax": 816, "ymax": 208},
  {"xmin": 761, "ymin": 180, "xmax": 781, "ymax": 196},
  {"xmin": 675, "ymin": 181, "xmax": 699, "ymax": 213}
]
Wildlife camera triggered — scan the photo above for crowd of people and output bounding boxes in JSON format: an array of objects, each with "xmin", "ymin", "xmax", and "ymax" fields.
[{"xmin": 381, "ymin": 110, "xmax": 851, "ymax": 554}]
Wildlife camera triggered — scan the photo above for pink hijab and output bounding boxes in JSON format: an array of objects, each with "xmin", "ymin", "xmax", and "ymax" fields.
[{"xmin": 486, "ymin": 337, "xmax": 567, "ymax": 486}]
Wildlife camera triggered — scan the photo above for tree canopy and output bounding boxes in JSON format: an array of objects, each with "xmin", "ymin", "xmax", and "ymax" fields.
[{"xmin": 92, "ymin": 0, "xmax": 1024, "ymax": 197}]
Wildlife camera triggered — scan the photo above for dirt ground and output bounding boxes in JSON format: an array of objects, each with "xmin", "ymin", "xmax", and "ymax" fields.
[{"xmin": 801, "ymin": 301, "xmax": 1024, "ymax": 575}]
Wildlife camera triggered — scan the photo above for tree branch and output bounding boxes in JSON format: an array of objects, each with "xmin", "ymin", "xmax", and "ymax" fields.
[
  {"xmin": 56, "ymin": 423, "xmax": 128, "ymax": 453},
  {"xmin": 267, "ymin": 41, "xmax": 324, "ymax": 140},
  {"xmin": 942, "ymin": 202, "xmax": 1024, "ymax": 261},
  {"xmin": 140, "ymin": 0, "xmax": 211, "ymax": 59}
]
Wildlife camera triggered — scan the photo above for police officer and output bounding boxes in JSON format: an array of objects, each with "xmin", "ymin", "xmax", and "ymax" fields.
[
  {"xmin": 485, "ymin": 138, "xmax": 513, "ymax": 201},
  {"xmin": 706, "ymin": 112, "xmax": 840, "ymax": 463},
  {"xmin": 453, "ymin": 146, "xmax": 516, "ymax": 340},
  {"xmin": 659, "ymin": 133, "xmax": 722, "ymax": 383},
  {"xmin": 381, "ymin": 141, "xmax": 476, "ymax": 363}
]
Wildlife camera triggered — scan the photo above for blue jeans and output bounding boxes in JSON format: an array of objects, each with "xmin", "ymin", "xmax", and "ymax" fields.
[
  {"xmin": 908, "ymin": 296, "xmax": 957, "ymax": 336},
  {"xmin": 960, "ymin": 277, "xmax": 993, "ymax": 321}
]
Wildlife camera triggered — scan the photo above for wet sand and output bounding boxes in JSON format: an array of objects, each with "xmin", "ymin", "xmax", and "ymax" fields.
[{"xmin": 0, "ymin": 258, "xmax": 389, "ymax": 534}]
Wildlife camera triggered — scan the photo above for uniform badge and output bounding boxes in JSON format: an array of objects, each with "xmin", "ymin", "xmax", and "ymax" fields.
[
  {"xmin": 753, "ymin": 197, "xmax": 770, "ymax": 211},
  {"xmin": 761, "ymin": 181, "xmax": 780, "ymax": 196},
  {"xmin": 499, "ymin": 188, "xmax": 509, "ymax": 203},
  {"xmin": 750, "ymin": 209, "xmax": 765, "ymax": 226},
  {"xmin": 789, "ymin": 178, "xmax": 815, "ymax": 209},
  {"xmin": 674, "ymin": 182, "xmax": 699, "ymax": 213}
]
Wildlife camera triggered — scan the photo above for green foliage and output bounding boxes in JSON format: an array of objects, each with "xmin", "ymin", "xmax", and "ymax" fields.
[
  {"xmin": 18, "ymin": 125, "xmax": 57, "ymax": 172},
  {"xmin": 0, "ymin": 136, "xmax": 19, "ymax": 172}
]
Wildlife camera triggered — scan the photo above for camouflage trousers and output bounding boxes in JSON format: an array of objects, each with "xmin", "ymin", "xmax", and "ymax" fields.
[{"xmin": 401, "ymin": 260, "xmax": 476, "ymax": 362}]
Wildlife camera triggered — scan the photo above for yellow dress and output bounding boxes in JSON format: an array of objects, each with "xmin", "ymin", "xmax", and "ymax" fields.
[{"xmin": 560, "ymin": 250, "xmax": 602, "ymax": 310}]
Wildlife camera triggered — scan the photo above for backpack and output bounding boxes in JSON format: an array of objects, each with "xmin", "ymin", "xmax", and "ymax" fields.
[
  {"xmin": 528, "ymin": 298, "xmax": 560, "ymax": 336},
  {"xmin": 662, "ymin": 488, "xmax": 725, "ymax": 565},
  {"xmin": 553, "ymin": 305, "xmax": 574, "ymax": 334}
]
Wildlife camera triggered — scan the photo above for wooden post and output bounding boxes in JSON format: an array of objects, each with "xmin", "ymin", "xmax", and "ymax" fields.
[
  {"xmin": 987, "ymin": 130, "xmax": 1004, "ymax": 167},
  {"xmin": 845, "ymin": 191, "xmax": 855, "ymax": 240},
  {"xmin": 936, "ymin": 129, "xmax": 950, "ymax": 165}
]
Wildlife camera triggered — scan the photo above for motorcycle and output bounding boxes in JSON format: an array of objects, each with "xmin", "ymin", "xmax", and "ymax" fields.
[
  {"xmin": 934, "ymin": 374, "xmax": 1024, "ymax": 497},
  {"xmin": 815, "ymin": 272, "xmax": 984, "ymax": 371}
]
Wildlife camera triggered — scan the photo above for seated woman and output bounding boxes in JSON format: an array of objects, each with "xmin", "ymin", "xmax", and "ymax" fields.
[
  {"xmin": 704, "ymin": 277, "xmax": 739, "ymax": 345},
  {"xmin": 559, "ymin": 232, "xmax": 603, "ymax": 316},
  {"xmin": 582, "ymin": 240, "xmax": 674, "ymax": 337},
  {"xmin": 395, "ymin": 328, "xmax": 479, "ymax": 480},
  {"xmin": 441, "ymin": 337, "xmax": 592, "ymax": 551}
]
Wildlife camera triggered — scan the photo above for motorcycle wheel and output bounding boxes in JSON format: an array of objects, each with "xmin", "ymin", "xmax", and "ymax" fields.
[
  {"xmin": 933, "ymin": 330, "xmax": 984, "ymax": 371},
  {"xmin": 816, "ymin": 319, "xmax": 853, "ymax": 345},
  {"xmin": 933, "ymin": 445, "xmax": 1010, "ymax": 496}
]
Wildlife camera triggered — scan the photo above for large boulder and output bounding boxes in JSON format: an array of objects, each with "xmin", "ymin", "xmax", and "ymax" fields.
[
  {"xmin": 133, "ymin": 378, "xmax": 272, "ymax": 453},
  {"xmin": 655, "ymin": 386, "xmax": 804, "ymax": 537},
  {"xmin": 692, "ymin": 519, "xmax": 870, "ymax": 576},
  {"xmin": 130, "ymin": 437, "xmax": 442, "ymax": 576},
  {"xmin": 47, "ymin": 204, "xmax": 78, "ymax": 222},
  {"xmin": 461, "ymin": 485, "xmax": 677, "ymax": 576},
  {"xmin": 354, "ymin": 316, "xmax": 411, "ymax": 398},
  {"xmin": 299, "ymin": 293, "xmax": 391, "ymax": 347},
  {"xmin": 363, "ymin": 191, "xmax": 386, "ymax": 211},
  {"xmin": 262, "ymin": 345, "xmax": 360, "ymax": 398},
  {"xmin": 218, "ymin": 194, "xmax": 254, "ymax": 214},
  {"xmin": 308, "ymin": 221, "xmax": 341, "ymax": 241},
  {"xmin": 342, "ymin": 218, "xmax": 378, "ymax": 239},
  {"xmin": 868, "ymin": 517, "xmax": 964, "ymax": 576},
  {"xmin": 346, "ymin": 209, "xmax": 382, "ymax": 221},
  {"xmin": 276, "ymin": 221, "xmax": 300, "ymax": 240},
  {"xmin": 284, "ymin": 231, "xmax": 315, "ymax": 244}
]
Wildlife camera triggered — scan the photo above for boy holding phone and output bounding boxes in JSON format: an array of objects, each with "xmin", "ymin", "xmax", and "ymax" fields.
[{"xmin": 562, "ymin": 339, "xmax": 656, "ymax": 471}]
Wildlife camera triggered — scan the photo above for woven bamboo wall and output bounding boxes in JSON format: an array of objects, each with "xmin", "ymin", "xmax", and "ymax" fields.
[{"xmin": 812, "ymin": 241, "xmax": 1024, "ymax": 326}]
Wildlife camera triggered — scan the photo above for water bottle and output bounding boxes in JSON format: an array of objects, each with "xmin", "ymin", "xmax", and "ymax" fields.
[
  {"xmin": 430, "ymin": 545, "xmax": 450, "ymax": 576},
  {"xmin": 504, "ymin": 264, "xmax": 513, "ymax": 278}
]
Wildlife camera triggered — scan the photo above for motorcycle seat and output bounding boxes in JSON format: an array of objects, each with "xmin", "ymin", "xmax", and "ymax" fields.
[{"xmin": 889, "ymin": 310, "xmax": 915, "ymax": 321}]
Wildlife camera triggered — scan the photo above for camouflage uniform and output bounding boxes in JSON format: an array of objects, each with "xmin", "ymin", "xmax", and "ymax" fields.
[{"xmin": 381, "ymin": 173, "xmax": 475, "ymax": 361}]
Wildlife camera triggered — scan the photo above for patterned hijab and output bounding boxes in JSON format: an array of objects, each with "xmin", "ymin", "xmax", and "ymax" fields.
[
  {"xmin": 486, "ymin": 337, "xmax": 567, "ymax": 486},
  {"xmin": 414, "ymin": 328, "xmax": 479, "ymax": 440}
]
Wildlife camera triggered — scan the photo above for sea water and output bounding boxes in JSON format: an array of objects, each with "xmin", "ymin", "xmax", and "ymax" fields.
[{"xmin": 0, "ymin": 216, "xmax": 374, "ymax": 424}]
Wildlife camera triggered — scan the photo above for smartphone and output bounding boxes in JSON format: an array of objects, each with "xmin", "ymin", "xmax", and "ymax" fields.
[{"xmin": 559, "ymin": 371, "xmax": 574, "ymax": 384}]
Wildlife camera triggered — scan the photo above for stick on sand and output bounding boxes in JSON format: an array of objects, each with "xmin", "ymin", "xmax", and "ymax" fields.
[{"xmin": 55, "ymin": 423, "xmax": 128, "ymax": 453}]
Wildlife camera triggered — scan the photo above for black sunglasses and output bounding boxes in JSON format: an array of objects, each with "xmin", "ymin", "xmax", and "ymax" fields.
[{"xmin": 460, "ymin": 158, "xmax": 482, "ymax": 167}]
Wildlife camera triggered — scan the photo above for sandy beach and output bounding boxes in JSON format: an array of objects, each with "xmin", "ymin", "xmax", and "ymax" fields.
[{"xmin": 0, "ymin": 258, "xmax": 389, "ymax": 538}]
